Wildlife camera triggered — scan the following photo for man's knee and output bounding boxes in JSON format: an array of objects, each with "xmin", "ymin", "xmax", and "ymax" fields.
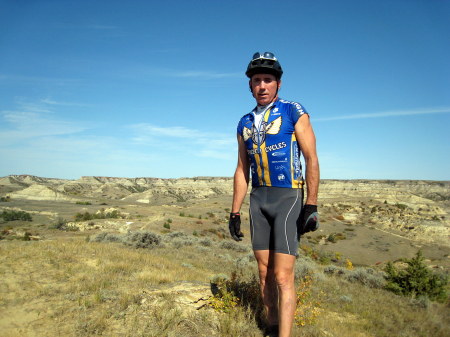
[
  {"xmin": 274, "ymin": 269, "xmax": 295, "ymax": 290},
  {"xmin": 255, "ymin": 251, "xmax": 275, "ymax": 277}
]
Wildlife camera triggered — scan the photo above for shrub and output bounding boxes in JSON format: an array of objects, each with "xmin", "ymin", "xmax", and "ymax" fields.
[
  {"xmin": 300, "ymin": 245, "xmax": 333, "ymax": 265},
  {"xmin": 51, "ymin": 217, "xmax": 68, "ymax": 230},
  {"xmin": 208, "ymin": 274, "xmax": 240, "ymax": 313},
  {"xmin": 384, "ymin": 250, "xmax": 448, "ymax": 302},
  {"xmin": 105, "ymin": 209, "xmax": 120, "ymax": 218},
  {"xmin": 345, "ymin": 258, "xmax": 354, "ymax": 270},
  {"xmin": 164, "ymin": 231, "xmax": 186, "ymax": 240},
  {"xmin": 395, "ymin": 203, "xmax": 408, "ymax": 210},
  {"xmin": 219, "ymin": 241, "xmax": 249, "ymax": 253},
  {"xmin": 345, "ymin": 267, "xmax": 386, "ymax": 288},
  {"xmin": 199, "ymin": 238, "xmax": 212, "ymax": 247},
  {"xmin": 203, "ymin": 228, "xmax": 227, "ymax": 239},
  {"xmin": 295, "ymin": 275, "xmax": 323, "ymax": 327},
  {"xmin": 0, "ymin": 196, "xmax": 11, "ymax": 202},
  {"xmin": 74, "ymin": 209, "xmax": 122, "ymax": 221},
  {"xmin": 323, "ymin": 265, "xmax": 347, "ymax": 276},
  {"xmin": 340, "ymin": 295, "xmax": 353, "ymax": 303},
  {"xmin": 75, "ymin": 212, "xmax": 93, "ymax": 221},
  {"xmin": 76, "ymin": 201, "xmax": 92, "ymax": 205},
  {"xmin": 210, "ymin": 271, "xmax": 261, "ymax": 317},
  {"xmin": 171, "ymin": 237, "xmax": 196, "ymax": 248},
  {"xmin": 91, "ymin": 232, "xmax": 122, "ymax": 243},
  {"xmin": 295, "ymin": 258, "xmax": 321, "ymax": 280},
  {"xmin": 124, "ymin": 231, "xmax": 161, "ymax": 249},
  {"xmin": 327, "ymin": 232, "xmax": 346, "ymax": 243},
  {"xmin": 0, "ymin": 210, "xmax": 32, "ymax": 221},
  {"xmin": 163, "ymin": 223, "xmax": 171, "ymax": 229}
]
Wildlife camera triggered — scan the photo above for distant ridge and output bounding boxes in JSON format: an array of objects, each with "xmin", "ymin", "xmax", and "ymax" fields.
[{"xmin": 1, "ymin": 175, "xmax": 449, "ymax": 203}]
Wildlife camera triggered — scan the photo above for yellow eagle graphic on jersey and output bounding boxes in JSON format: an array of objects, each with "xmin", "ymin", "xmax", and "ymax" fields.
[{"xmin": 243, "ymin": 116, "xmax": 282, "ymax": 144}]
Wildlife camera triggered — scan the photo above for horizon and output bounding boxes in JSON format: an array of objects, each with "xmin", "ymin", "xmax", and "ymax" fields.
[
  {"xmin": 1, "ymin": 0, "xmax": 449, "ymax": 181},
  {"xmin": 3, "ymin": 173, "xmax": 449, "ymax": 183}
]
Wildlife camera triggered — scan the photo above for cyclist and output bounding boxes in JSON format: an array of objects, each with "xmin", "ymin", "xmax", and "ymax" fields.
[{"xmin": 229, "ymin": 51, "xmax": 320, "ymax": 337}]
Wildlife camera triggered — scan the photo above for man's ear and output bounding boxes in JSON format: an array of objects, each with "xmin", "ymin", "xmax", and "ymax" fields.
[
  {"xmin": 277, "ymin": 79, "xmax": 282, "ymax": 90},
  {"xmin": 249, "ymin": 80, "xmax": 253, "ymax": 93}
]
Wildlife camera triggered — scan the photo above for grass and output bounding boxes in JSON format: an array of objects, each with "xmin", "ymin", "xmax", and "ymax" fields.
[{"xmin": 0, "ymin": 232, "xmax": 449, "ymax": 337}]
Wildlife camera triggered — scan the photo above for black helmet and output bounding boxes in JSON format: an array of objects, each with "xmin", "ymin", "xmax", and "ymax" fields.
[{"xmin": 245, "ymin": 51, "xmax": 283, "ymax": 79}]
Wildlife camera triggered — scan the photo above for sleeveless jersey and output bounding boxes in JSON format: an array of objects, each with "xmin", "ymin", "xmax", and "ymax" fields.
[{"xmin": 237, "ymin": 99, "xmax": 308, "ymax": 188}]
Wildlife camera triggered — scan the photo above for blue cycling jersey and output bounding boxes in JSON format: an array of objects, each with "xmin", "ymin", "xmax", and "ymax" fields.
[{"xmin": 237, "ymin": 99, "xmax": 308, "ymax": 188}]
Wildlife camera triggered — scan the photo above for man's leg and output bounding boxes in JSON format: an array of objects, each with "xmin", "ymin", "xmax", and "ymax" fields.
[
  {"xmin": 254, "ymin": 250, "xmax": 279, "ymax": 328},
  {"xmin": 274, "ymin": 252, "xmax": 296, "ymax": 337}
]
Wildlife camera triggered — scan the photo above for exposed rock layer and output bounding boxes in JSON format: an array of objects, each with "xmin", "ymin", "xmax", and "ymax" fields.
[{"xmin": 1, "ymin": 175, "xmax": 448, "ymax": 204}]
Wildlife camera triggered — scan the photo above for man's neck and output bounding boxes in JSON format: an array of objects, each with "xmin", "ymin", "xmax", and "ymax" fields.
[{"xmin": 256, "ymin": 96, "xmax": 278, "ymax": 110}]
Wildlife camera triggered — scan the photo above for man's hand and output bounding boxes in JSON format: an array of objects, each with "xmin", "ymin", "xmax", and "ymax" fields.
[
  {"xmin": 229, "ymin": 212, "xmax": 244, "ymax": 241},
  {"xmin": 298, "ymin": 205, "xmax": 319, "ymax": 237}
]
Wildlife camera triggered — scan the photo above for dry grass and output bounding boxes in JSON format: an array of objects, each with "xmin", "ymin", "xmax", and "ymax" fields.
[
  {"xmin": 1, "ymin": 234, "xmax": 449, "ymax": 337},
  {"xmin": 0, "ymin": 236, "xmax": 246, "ymax": 336}
]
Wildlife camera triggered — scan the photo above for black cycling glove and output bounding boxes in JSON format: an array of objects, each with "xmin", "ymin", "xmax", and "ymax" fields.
[
  {"xmin": 229, "ymin": 212, "xmax": 244, "ymax": 241},
  {"xmin": 298, "ymin": 204, "xmax": 319, "ymax": 236}
]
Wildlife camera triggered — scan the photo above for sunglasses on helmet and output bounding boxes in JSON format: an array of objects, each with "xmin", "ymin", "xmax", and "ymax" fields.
[{"xmin": 251, "ymin": 51, "xmax": 278, "ymax": 61}]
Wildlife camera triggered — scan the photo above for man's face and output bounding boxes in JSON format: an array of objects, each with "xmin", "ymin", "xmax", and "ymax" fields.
[{"xmin": 250, "ymin": 73, "xmax": 281, "ymax": 106}]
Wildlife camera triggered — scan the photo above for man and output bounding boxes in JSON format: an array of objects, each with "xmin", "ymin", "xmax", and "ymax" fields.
[{"xmin": 229, "ymin": 52, "xmax": 320, "ymax": 337}]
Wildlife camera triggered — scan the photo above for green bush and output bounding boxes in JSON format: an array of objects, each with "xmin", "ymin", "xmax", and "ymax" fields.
[
  {"xmin": 0, "ymin": 210, "xmax": 32, "ymax": 221},
  {"xmin": 74, "ymin": 209, "xmax": 121, "ymax": 221},
  {"xmin": 384, "ymin": 251, "xmax": 448, "ymax": 302},
  {"xmin": 209, "ymin": 271, "xmax": 261, "ymax": 316},
  {"xmin": 75, "ymin": 212, "xmax": 93, "ymax": 221},
  {"xmin": 395, "ymin": 203, "xmax": 408, "ymax": 210},
  {"xmin": 327, "ymin": 232, "xmax": 346, "ymax": 243}
]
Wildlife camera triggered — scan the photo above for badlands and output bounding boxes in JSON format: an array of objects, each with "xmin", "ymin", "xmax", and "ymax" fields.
[
  {"xmin": 1, "ymin": 175, "xmax": 449, "ymax": 268},
  {"xmin": 1, "ymin": 175, "xmax": 449, "ymax": 337}
]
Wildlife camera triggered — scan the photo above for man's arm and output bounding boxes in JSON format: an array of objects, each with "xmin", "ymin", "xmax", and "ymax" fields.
[
  {"xmin": 295, "ymin": 114, "xmax": 319, "ymax": 204},
  {"xmin": 231, "ymin": 134, "xmax": 250, "ymax": 213}
]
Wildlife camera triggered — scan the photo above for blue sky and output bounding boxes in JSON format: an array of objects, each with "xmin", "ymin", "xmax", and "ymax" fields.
[{"xmin": 1, "ymin": 0, "xmax": 449, "ymax": 180}]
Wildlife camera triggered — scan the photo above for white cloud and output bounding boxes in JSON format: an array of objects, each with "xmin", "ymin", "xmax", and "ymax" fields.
[
  {"xmin": 0, "ymin": 98, "xmax": 89, "ymax": 143},
  {"xmin": 39, "ymin": 98, "xmax": 91, "ymax": 107},
  {"xmin": 0, "ymin": 111, "xmax": 87, "ymax": 142},
  {"xmin": 129, "ymin": 123, "xmax": 235, "ymax": 160},
  {"xmin": 130, "ymin": 123, "xmax": 233, "ymax": 143},
  {"xmin": 0, "ymin": 100, "xmax": 236, "ymax": 178},
  {"xmin": 131, "ymin": 124, "xmax": 205, "ymax": 139},
  {"xmin": 315, "ymin": 107, "xmax": 450, "ymax": 121}
]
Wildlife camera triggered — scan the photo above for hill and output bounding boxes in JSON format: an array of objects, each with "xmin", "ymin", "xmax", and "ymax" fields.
[{"xmin": 0, "ymin": 175, "xmax": 449, "ymax": 336}]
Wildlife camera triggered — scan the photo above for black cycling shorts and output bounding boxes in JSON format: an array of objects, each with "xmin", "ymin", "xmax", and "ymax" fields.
[{"xmin": 249, "ymin": 186, "xmax": 304, "ymax": 256}]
